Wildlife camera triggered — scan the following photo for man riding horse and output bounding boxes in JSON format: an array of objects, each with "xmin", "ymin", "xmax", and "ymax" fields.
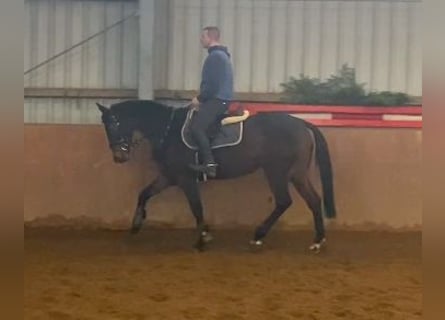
[
  {"xmin": 96, "ymin": 27, "xmax": 336, "ymax": 252},
  {"xmin": 188, "ymin": 26, "xmax": 234, "ymax": 178}
]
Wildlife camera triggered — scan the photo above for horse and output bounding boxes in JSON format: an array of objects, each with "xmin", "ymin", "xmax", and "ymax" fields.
[{"xmin": 96, "ymin": 99, "xmax": 336, "ymax": 252}]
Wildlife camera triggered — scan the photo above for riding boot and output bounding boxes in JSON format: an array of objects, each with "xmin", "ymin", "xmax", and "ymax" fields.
[
  {"xmin": 188, "ymin": 131, "xmax": 217, "ymax": 178},
  {"xmin": 189, "ymin": 160, "xmax": 217, "ymax": 178}
]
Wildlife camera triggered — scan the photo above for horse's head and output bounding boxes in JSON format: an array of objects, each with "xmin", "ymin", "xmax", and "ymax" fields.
[{"xmin": 97, "ymin": 103, "xmax": 133, "ymax": 163}]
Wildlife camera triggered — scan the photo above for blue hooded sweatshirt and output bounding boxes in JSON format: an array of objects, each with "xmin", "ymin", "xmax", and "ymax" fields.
[{"xmin": 197, "ymin": 45, "xmax": 234, "ymax": 103}]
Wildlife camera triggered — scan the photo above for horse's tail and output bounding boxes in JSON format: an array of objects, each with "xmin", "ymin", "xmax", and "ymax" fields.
[{"xmin": 305, "ymin": 122, "xmax": 337, "ymax": 218}]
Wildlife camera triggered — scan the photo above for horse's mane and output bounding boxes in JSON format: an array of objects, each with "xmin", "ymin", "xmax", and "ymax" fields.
[{"xmin": 110, "ymin": 100, "xmax": 177, "ymax": 118}]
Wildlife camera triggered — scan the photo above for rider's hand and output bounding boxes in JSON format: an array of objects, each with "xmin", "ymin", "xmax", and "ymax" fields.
[{"xmin": 191, "ymin": 96, "xmax": 200, "ymax": 109}]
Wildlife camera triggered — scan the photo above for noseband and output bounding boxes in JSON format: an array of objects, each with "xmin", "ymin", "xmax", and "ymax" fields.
[{"xmin": 104, "ymin": 114, "xmax": 132, "ymax": 152}]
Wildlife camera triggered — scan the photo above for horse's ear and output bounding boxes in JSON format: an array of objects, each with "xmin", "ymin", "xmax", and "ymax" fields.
[{"xmin": 96, "ymin": 103, "xmax": 108, "ymax": 114}]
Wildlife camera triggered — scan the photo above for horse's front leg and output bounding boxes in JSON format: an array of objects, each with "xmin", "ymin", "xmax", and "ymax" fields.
[
  {"xmin": 131, "ymin": 175, "xmax": 171, "ymax": 234},
  {"xmin": 178, "ymin": 175, "xmax": 212, "ymax": 251}
]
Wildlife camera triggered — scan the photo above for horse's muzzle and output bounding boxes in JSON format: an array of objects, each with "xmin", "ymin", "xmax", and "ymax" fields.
[
  {"xmin": 112, "ymin": 148, "xmax": 130, "ymax": 163},
  {"xmin": 113, "ymin": 155, "xmax": 128, "ymax": 163}
]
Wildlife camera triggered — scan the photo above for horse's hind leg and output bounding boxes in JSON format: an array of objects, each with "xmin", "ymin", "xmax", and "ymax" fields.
[
  {"xmin": 131, "ymin": 175, "xmax": 171, "ymax": 234},
  {"xmin": 252, "ymin": 165, "xmax": 292, "ymax": 245},
  {"xmin": 291, "ymin": 176, "xmax": 326, "ymax": 252}
]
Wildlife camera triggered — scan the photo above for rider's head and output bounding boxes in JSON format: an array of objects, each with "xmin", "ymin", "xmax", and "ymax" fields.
[{"xmin": 200, "ymin": 26, "xmax": 220, "ymax": 49}]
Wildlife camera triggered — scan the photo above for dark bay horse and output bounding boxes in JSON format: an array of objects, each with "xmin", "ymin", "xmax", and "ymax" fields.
[{"xmin": 97, "ymin": 100, "xmax": 336, "ymax": 252}]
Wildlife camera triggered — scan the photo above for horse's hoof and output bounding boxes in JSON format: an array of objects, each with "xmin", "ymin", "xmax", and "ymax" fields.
[
  {"xmin": 201, "ymin": 231, "xmax": 214, "ymax": 244},
  {"xmin": 194, "ymin": 241, "xmax": 206, "ymax": 252},
  {"xmin": 130, "ymin": 225, "xmax": 141, "ymax": 234},
  {"xmin": 130, "ymin": 221, "xmax": 142, "ymax": 234},
  {"xmin": 249, "ymin": 239, "xmax": 264, "ymax": 252},
  {"xmin": 130, "ymin": 220, "xmax": 143, "ymax": 234},
  {"xmin": 309, "ymin": 238, "xmax": 326, "ymax": 254},
  {"xmin": 193, "ymin": 231, "xmax": 213, "ymax": 252},
  {"xmin": 130, "ymin": 209, "xmax": 145, "ymax": 234}
]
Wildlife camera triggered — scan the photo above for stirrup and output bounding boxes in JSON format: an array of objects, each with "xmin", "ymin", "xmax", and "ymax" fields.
[{"xmin": 189, "ymin": 162, "xmax": 217, "ymax": 176}]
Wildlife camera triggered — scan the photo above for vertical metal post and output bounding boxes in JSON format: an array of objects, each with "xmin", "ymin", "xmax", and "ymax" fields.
[{"xmin": 138, "ymin": 0, "xmax": 155, "ymax": 99}]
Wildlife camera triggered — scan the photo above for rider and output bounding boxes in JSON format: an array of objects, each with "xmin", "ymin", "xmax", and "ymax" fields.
[{"xmin": 188, "ymin": 26, "xmax": 234, "ymax": 178}]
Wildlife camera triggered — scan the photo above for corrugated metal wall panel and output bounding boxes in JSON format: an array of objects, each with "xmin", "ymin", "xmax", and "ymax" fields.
[
  {"xmin": 319, "ymin": 1, "xmax": 337, "ymax": 80},
  {"xmin": 233, "ymin": 0, "xmax": 253, "ymax": 92},
  {"xmin": 218, "ymin": 0, "xmax": 236, "ymax": 69},
  {"xmin": 24, "ymin": 0, "xmax": 139, "ymax": 89},
  {"xmin": 24, "ymin": 2, "xmax": 31, "ymax": 87},
  {"xmin": 25, "ymin": 0, "xmax": 422, "ymax": 95},
  {"xmin": 268, "ymin": 1, "xmax": 287, "ymax": 92},
  {"xmin": 166, "ymin": 0, "xmax": 185, "ymax": 90},
  {"xmin": 24, "ymin": 98, "xmax": 126, "ymax": 124},
  {"xmin": 389, "ymin": 1, "xmax": 409, "ymax": 93},
  {"xmin": 164, "ymin": 0, "xmax": 422, "ymax": 96},
  {"xmin": 24, "ymin": 0, "xmax": 422, "ymax": 125},
  {"xmin": 183, "ymin": 0, "xmax": 202, "ymax": 90},
  {"xmin": 355, "ymin": 1, "xmax": 373, "ymax": 89},
  {"xmin": 286, "ymin": 1, "xmax": 305, "ymax": 83},
  {"xmin": 407, "ymin": 1, "xmax": 422, "ymax": 96},
  {"xmin": 153, "ymin": 0, "xmax": 170, "ymax": 90},
  {"xmin": 303, "ymin": 1, "xmax": 322, "ymax": 78},
  {"xmin": 371, "ymin": 1, "xmax": 391, "ymax": 91}
]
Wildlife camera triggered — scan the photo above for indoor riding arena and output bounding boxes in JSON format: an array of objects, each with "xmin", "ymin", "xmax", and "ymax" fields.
[{"xmin": 25, "ymin": 1, "xmax": 422, "ymax": 319}]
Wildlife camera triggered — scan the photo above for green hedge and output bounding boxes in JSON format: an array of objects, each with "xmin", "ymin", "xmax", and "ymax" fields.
[{"xmin": 280, "ymin": 64, "xmax": 412, "ymax": 106}]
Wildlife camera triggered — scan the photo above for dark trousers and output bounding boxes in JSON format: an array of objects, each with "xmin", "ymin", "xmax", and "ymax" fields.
[{"xmin": 190, "ymin": 99, "xmax": 229, "ymax": 164}]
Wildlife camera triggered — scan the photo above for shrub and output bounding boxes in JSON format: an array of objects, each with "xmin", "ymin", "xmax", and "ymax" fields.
[{"xmin": 280, "ymin": 64, "xmax": 411, "ymax": 106}]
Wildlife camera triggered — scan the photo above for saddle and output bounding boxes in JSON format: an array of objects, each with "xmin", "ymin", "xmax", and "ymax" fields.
[{"xmin": 181, "ymin": 106, "xmax": 250, "ymax": 150}]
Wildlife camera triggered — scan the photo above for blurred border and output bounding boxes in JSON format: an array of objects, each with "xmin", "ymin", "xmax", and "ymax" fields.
[
  {"xmin": 424, "ymin": 0, "xmax": 445, "ymax": 319},
  {"xmin": 0, "ymin": 0, "xmax": 23, "ymax": 319}
]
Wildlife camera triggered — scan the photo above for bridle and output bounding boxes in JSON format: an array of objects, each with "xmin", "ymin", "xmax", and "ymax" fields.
[
  {"xmin": 105, "ymin": 107, "xmax": 177, "ymax": 152},
  {"xmin": 105, "ymin": 113, "xmax": 132, "ymax": 152}
]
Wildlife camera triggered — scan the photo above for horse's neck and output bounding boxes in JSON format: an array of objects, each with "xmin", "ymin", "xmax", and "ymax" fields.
[
  {"xmin": 133, "ymin": 106, "xmax": 175, "ymax": 141},
  {"xmin": 167, "ymin": 108, "xmax": 188, "ymax": 137},
  {"xmin": 143, "ymin": 107, "xmax": 187, "ymax": 145},
  {"xmin": 115, "ymin": 102, "xmax": 187, "ymax": 144},
  {"xmin": 139, "ymin": 113, "xmax": 164, "ymax": 138}
]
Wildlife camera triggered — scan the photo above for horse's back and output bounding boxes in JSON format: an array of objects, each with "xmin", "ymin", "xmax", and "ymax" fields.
[
  {"xmin": 211, "ymin": 112, "xmax": 313, "ymax": 178},
  {"xmin": 243, "ymin": 112, "xmax": 312, "ymax": 159},
  {"xmin": 247, "ymin": 112, "xmax": 309, "ymax": 138}
]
